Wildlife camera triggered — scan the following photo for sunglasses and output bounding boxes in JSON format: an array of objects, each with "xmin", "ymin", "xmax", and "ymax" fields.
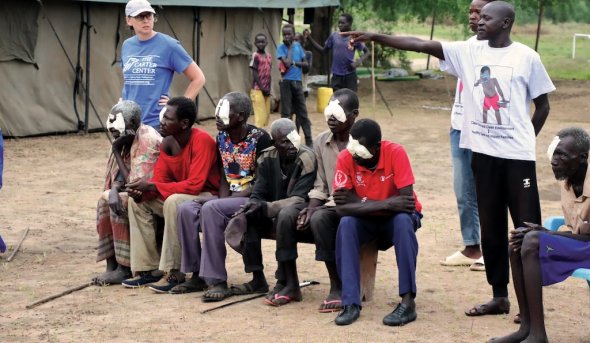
[{"xmin": 131, "ymin": 12, "xmax": 155, "ymax": 21}]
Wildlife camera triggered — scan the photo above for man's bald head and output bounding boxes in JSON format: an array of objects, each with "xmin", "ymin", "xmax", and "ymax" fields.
[{"xmin": 482, "ymin": 1, "xmax": 515, "ymax": 26}]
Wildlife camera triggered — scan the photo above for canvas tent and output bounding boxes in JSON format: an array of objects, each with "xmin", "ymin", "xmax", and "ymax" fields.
[{"xmin": 0, "ymin": 0, "xmax": 338, "ymax": 137}]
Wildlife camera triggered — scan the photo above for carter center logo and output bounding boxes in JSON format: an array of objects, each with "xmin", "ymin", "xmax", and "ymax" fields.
[{"xmin": 523, "ymin": 178, "xmax": 531, "ymax": 188}]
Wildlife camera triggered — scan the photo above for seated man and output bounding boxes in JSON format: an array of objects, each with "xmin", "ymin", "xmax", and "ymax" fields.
[
  {"xmin": 94, "ymin": 100, "xmax": 161, "ymax": 285},
  {"xmin": 268, "ymin": 89, "xmax": 358, "ymax": 309},
  {"xmin": 333, "ymin": 118, "xmax": 422, "ymax": 326},
  {"xmin": 492, "ymin": 127, "xmax": 590, "ymax": 343},
  {"xmin": 122, "ymin": 96, "xmax": 220, "ymax": 291},
  {"xmin": 199, "ymin": 118, "xmax": 316, "ymax": 302},
  {"xmin": 171, "ymin": 92, "xmax": 271, "ymax": 294}
]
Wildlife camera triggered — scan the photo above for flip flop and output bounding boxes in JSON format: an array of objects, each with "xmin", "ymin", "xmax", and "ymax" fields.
[
  {"xmin": 263, "ymin": 293, "xmax": 301, "ymax": 307},
  {"xmin": 440, "ymin": 251, "xmax": 477, "ymax": 266},
  {"xmin": 470, "ymin": 257, "xmax": 486, "ymax": 272},
  {"xmin": 230, "ymin": 282, "xmax": 269, "ymax": 295},
  {"xmin": 318, "ymin": 299, "xmax": 342, "ymax": 313},
  {"xmin": 465, "ymin": 302, "xmax": 510, "ymax": 316}
]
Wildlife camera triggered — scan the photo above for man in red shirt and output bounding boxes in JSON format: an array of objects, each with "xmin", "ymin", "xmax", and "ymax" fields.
[
  {"xmin": 122, "ymin": 96, "xmax": 220, "ymax": 290},
  {"xmin": 332, "ymin": 119, "xmax": 422, "ymax": 326}
]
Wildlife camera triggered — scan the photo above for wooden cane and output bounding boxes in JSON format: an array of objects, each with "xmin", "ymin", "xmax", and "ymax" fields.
[
  {"xmin": 371, "ymin": 41, "xmax": 376, "ymax": 119},
  {"xmin": 26, "ymin": 282, "xmax": 93, "ymax": 309},
  {"xmin": 7, "ymin": 227, "xmax": 30, "ymax": 262}
]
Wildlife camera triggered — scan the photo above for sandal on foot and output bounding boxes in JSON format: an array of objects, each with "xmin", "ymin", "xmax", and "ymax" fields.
[
  {"xmin": 318, "ymin": 299, "xmax": 342, "ymax": 313},
  {"xmin": 263, "ymin": 293, "xmax": 301, "ymax": 307},
  {"xmin": 470, "ymin": 257, "xmax": 486, "ymax": 272},
  {"xmin": 465, "ymin": 300, "xmax": 510, "ymax": 316},
  {"xmin": 169, "ymin": 278, "xmax": 207, "ymax": 294},
  {"xmin": 230, "ymin": 282, "xmax": 269, "ymax": 295},
  {"xmin": 202, "ymin": 283, "xmax": 233, "ymax": 303},
  {"xmin": 440, "ymin": 251, "xmax": 477, "ymax": 266}
]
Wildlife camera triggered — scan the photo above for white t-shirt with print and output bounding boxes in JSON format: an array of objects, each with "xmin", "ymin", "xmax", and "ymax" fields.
[
  {"xmin": 446, "ymin": 35, "xmax": 478, "ymax": 131},
  {"xmin": 441, "ymin": 40, "xmax": 555, "ymax": 161}
]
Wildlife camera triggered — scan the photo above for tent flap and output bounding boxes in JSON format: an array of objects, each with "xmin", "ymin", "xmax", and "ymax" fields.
[
  {"xmin": 0, "ymin": 1, "xmax": 39, "ymax": 64},
  {"xmin": 75, "ymin": 0, "xmax": 339, "ymax": 8}
]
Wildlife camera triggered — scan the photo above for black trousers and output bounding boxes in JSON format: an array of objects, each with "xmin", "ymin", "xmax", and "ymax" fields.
[
  {"xmin": 331, "ymin": 73, "xmax": 358, "ymax": 92},
  {"xmin": 471, "ymin": 152, "xmax": 541, "ymax": 297},
  {"xmin": 279, "ymin": 79, "xmax": 313, "ymax": 147}
]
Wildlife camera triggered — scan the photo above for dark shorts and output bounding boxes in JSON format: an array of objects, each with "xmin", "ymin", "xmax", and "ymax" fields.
[
  {"xmin": 539, "ymin": 232, "xmax": 590, "ymax": 286},
  {"xmin": 331, "ymin": 73, "xmax": 358, "ymax": 92}
]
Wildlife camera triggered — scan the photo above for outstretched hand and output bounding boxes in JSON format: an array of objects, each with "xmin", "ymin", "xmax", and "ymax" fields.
[{"xmin": 339, "ymin": 31, "xmax": 374, "ymax": 43}]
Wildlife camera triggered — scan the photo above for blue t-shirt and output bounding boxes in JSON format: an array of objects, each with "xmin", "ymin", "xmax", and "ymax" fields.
[
  {"xmin": 277, "ymin": 42, "xmax": 305, "ymax": 81},
  {"xmin": 121, "ymin": 33, "xmax": 193, "ymax": 127},
  {"xmin": 325, "ymin": 32, "xmax": 365, "ymax": 76}
]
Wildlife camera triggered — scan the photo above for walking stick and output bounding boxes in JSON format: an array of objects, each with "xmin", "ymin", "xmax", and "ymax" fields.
[
  {"xmin": 7, "ymin": 227, "xmax": 30, "ymax": 262},
  {"xmin": 201, "ymin": 280, "xmax": 320, "ymax": 314},
  {"xmin": 26, "ymin": 282, "xmax": 93, "ymax": 309}
]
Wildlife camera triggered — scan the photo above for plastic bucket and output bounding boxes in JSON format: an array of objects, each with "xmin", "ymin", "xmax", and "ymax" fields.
[{"xmin": 316, "ymin": 87, "xmax": 333, "ymax": 113}]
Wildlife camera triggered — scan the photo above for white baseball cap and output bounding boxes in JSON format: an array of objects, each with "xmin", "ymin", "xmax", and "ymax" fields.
[{"xmin": 125, "ymin": 0, "xmax": 155, "ymax": 17}]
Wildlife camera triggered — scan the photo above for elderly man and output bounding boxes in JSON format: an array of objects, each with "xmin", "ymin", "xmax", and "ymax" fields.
[
  {"xmin": 200, "ymin": 118, "xmax": 316, "ymax": 302},
  {"xmin": 344, "ymin": 1, "xmax": 555, "ymax": 316},
  {"xmin": 333, "ymin": 119, "xmax": 422, "ymax": 326},
  {"xmin": 491, "ymin": 127, "xmax": 590, "ymax": 343},
  {"xmin": 170, "ymin": 92, "xmax": 271, "ymax": 294},
  {"xmin": 94, "ymin": 100, "xmax": 162, "ymax": 285},
  {"xmin": 266, "ymin": 89, "xmax": 358, "ymax": 309},
  {"xmin": 121, "ymin": 96, "xmax": 220, "ymax": 291}
]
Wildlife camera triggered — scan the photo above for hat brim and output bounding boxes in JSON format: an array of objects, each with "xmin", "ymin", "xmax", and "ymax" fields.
[{"xmin": 127, "ymin": 8, "xmax": 156, "ymax": 17}]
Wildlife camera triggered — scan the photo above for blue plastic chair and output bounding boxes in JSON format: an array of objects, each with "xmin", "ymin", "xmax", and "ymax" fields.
[{"xmin": 543, "ymin": 216, "xmax": 590, "ymax": 287}]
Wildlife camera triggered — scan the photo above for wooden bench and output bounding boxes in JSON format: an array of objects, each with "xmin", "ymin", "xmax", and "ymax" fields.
[{"xmin": 261, "ymin": 225, "xmax": 380, "ymax": 302}]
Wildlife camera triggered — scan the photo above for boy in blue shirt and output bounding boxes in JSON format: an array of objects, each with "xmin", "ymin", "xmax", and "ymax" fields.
[{"xmin": 277, "ymin": 24, "xmax": 313, "ymax": 147}]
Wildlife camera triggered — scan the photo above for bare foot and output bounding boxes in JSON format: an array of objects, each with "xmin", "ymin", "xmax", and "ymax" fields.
[
  {"xmin": 487, "ymin": 329, "xmax": 529, "ymax": 343},
  {"xmin": 461, "ymin": 245, "xmax": 482, "ymax": 259},
  {"xmin": 465, "ymin": 297, "xmax": 510, "ymax": 316}
]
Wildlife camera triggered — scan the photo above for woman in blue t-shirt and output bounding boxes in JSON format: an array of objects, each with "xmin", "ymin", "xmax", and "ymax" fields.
[{"xmin": 121, "ymin": 0, "xmax": 206, "ymax": 128}]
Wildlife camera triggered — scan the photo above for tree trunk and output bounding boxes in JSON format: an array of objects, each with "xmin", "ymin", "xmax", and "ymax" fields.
[{"xmin": 309, "ymin": 6, "xmax": 334, "ymax": 76}]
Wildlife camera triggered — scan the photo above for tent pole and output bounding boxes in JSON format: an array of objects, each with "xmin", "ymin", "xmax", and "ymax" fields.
[{"xmin": 84, "ymin": 3, "xmax": 91, "ymax": 134}]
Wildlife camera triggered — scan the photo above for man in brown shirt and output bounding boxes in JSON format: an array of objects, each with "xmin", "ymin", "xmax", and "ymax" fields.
[
  {"xmin": 493, "ymin": 127, "xmax": 590, "ymax": 343},
  {"xmin": 268, "ymin": 89, "xmax": 359, "ymax": 312}
]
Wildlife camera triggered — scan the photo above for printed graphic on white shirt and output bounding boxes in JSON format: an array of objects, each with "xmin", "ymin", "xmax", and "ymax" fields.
[
  {"xmin": 472, "ymin": 65, "xmax": 512, "ymax": 126},
  {"xmin": 123, "ymin": 55, "xmax": 159, "ymax": 86}
]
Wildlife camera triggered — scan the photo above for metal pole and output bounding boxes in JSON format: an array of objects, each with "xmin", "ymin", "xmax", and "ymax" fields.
[
  {"xmin": 572, "ymin": 34, "xmax": 576, "ymax": 59},
  {"xmin": 84, "ymin": 4, "xmax": 90, "ymax": 133}
]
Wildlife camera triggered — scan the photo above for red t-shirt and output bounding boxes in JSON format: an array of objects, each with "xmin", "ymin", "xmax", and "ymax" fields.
[
  {"xmin": 333, "ymin": 140, "xmax": 422, "ymax": 212},
  {"xmin": 150, "ymin": 128, "xmax": 220, "ymax": 200}
]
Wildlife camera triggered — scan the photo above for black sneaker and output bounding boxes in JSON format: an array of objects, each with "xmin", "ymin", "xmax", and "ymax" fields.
[
  {"xmin": 121, "ymin": 271, "xmax": 162, "ymax": 289},
  {"xmin": 382, "ymin": 303, "xmax": 417, "ymax": 326},
  {"xmin": 335, "ymin": 304, "xmax": 361, "ymax": 326}
]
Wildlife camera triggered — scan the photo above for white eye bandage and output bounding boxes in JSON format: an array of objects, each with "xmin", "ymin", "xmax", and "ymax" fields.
[
  {"xmin": 159, "ymin": 106, "xmax": 167, "ymax": 122},
  {"xmin": 324, "ymin": 99, "xmax": 347, "ymax": 123},
  {"xmin": 347, "ymin": 135, "xmax": 373, "ymax": 159},
  {"xmin": 215, "ymin": 98, "xmax": 231, "ymax": 125},
  {"xmin": 106, "ymin": 112, "xmax": 126, "ymax": 135},
  {"xmin": 547, "ymin": 136, "xmax": 560, "ymax": 162},
  {"xmin": 287, "ymin": 129, "xmax": 301, "ymax": 150}
]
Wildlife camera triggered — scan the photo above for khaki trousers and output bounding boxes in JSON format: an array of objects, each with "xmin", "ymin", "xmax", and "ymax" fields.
[{"xmin": 128, "ymin": 193, "xmax": 209, "ymax": 273}]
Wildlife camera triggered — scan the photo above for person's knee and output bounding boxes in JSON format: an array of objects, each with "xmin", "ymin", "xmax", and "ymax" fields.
[
  {"xmin": 177, "ymin": 200, "xmax": 196, "ymax": 218},
  {"xmin": 521, "ymin": 230, "xmax": 541, "ymax": 258},
  {"xmin": 393, "ymin": 213, "xmax": 414, "ymax": 231}
]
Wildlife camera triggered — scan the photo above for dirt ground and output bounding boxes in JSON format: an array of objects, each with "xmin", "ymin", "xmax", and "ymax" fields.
[{"xmin": 1, "ymin": 77, "xmax": 590, "ymax": 343}]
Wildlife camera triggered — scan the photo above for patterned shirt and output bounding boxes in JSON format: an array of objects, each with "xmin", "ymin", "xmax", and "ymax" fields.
[
  {"xmin": 217, "ymin": 125, "xmax": 272, "ymax": 192},
  {"xmin": 250, "ymin": 52, "xmax": 272, "ymax": 91}
]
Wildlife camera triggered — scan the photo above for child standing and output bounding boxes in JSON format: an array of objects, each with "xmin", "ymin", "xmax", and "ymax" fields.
[{"xmin": 250, "ymin": 33, "xmax": 272, "ymax": 128}]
